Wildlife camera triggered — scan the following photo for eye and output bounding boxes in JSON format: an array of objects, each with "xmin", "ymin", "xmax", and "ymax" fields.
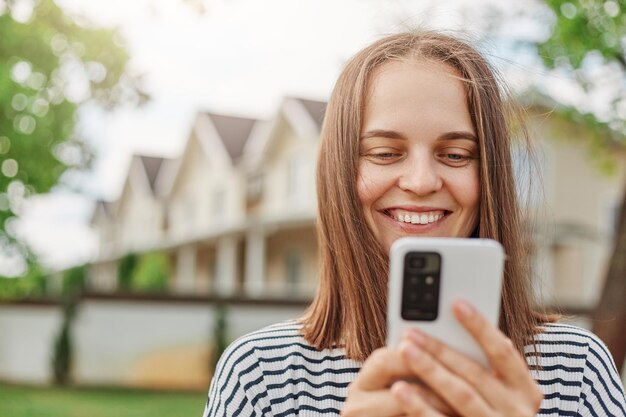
[
  {"xmin": 437, "ymin": 148, "xmax": 475, "ymax": 167},
  {"xmin": 372, "ymin": 152, "xmax": 400, "ymax": 159},
  {"xmin": 360, "ymin": 148, "xmax": 404, "ymax": 164}
]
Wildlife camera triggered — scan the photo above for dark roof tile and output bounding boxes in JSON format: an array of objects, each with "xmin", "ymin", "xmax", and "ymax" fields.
[
  {"xmin": 294, "ymin": 98, "xmax": 326, "ymax": 129},
  {"xmin": 206, "ymin": 113, "xmax": 256, "ymax": 161},
  {"xmin": 139, "ymin": 156, "xmax": 166, "ymax": 193}
]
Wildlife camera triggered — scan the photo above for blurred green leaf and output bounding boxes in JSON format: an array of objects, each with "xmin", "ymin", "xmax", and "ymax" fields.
[{"xmin": 0, "ymin": 0, "xmax": 147, "ymax": 272}]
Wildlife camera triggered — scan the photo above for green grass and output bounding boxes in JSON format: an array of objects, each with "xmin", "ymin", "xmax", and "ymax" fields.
[{"xmin": 0, "ymin": 384, "xmax": 207, "ymax": 417}]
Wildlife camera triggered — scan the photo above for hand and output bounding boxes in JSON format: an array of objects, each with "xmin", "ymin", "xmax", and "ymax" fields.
[
  {"xmin": 391, "ymin": 300, "xmax": 543, "ymax": 417},
  {"xmin": 342, "ymin": 347, "xmax": 455, "ymax": 417}
]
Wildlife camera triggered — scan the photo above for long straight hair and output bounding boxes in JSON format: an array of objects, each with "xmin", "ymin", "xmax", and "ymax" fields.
[{"xmin": 301, "ymin": 31, "xmax": 553, "ymax": 361}]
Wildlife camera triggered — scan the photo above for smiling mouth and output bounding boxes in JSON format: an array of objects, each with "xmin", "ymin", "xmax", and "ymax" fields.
[{"xmin": 383, "ymin": 209, "xmax": 449, "ymax": 225}]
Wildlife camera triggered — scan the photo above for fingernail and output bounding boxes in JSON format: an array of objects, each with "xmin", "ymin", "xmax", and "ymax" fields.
[{"xmin": 456, "ymin": 300, "xmax": 474, "ymax": 318}]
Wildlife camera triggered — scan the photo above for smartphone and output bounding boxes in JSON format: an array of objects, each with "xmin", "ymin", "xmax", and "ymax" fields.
[{"xmin": 386, "ymin": 237, "xmax": 504, "ymax": 368}]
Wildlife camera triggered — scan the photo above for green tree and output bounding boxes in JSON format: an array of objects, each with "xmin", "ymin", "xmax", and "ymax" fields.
[
  {"xmin": 0, "ymin": 261, "xmax": 46, "ymax": 299},
  {"xmin": 0, "ymin": 0, "xmax": 146, "ymax": 271},
  {"xmin": 537, "ymin": 0, "xmax": 626, "ymax": 371}
]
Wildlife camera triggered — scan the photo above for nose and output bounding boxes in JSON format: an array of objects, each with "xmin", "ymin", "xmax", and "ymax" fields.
[{"xmin": 397, "ymin": 153, "xmax": 443, "ymax": 196}]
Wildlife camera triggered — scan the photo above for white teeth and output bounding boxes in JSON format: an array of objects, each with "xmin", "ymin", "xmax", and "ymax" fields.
[{"xmin": 394, "ymin": 211, "xmax": 444, "ymax": 225}]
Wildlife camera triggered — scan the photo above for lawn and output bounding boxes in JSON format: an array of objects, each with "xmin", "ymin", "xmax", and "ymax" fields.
[{"xmin": 0, "ymin": 384, "xmax": 207, "ymax": 417}]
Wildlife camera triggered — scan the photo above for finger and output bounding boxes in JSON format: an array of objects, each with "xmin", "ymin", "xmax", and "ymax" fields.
[
  {"xmin": 398, "ymin": 340, "xmax": 495, "ymax": 417},
  {"xmin": 391, "ymin": 381, "xmax": 449, "ymax": 417},
  {"xmin": 400, "ymin": 382, "xmax": 458, "ymax": 415},
  {"xmin": 352, "ymin": 348, "xmax": 415, "ymax": 390},
  {"xmin": 343, "ymin": 388, "xmax": 406, "ymax": 417},
  {"xmin": 452, "ymin": 300, "xmax": 533, "ymax": 387},
  {"xmin": 403, "ymin": 328, "xmax": 509, "ymax": 411}
]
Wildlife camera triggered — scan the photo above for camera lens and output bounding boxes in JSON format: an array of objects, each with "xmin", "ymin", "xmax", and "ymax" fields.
[{"xmin": 408, "ymin": 255, "xmax": 426, "ymax": 270}]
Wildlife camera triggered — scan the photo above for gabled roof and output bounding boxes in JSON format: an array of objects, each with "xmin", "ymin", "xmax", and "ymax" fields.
[
  {"xmin": 240, "ymin": 97, "xmax": 327, "ymax": 171},
  {"xmin": 158, "ymin": 111, "xmax": 259, "ymax": 198},
  {"xmin": 293, "ymin": 97, "xmax": 326, "ymax": 130},
  {"xmin": 206, "ymin": 113, "xmax": 256, "ymax": 162},
  {"xmin": 90, "ymin": 199, "xmax": 116, "ymax": 225},
  {"xmin": 139, "ymin": 155, "xmax": 166, "ymax": 193}
]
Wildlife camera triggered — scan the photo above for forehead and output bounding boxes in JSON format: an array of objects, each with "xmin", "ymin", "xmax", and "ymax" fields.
[
  {"xmin": 361, "ymin": 59, "xmax": 474, "ymax": 133},
  {"xmin": 366, "ymin": 58, "xmax": 468, "ymax": 102}
]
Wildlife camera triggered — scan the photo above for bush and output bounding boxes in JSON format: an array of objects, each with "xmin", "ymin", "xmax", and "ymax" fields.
[
  {"xmin": 117, "ymin": 253, "xmax": 138, "ymax": 291},
  {"xmin": 62, "ymin": 265, "xmax": 87, "ymax": 296},
  {"xmin": 211, "ymin": 303, "xmax": 229, "ymax": 373},
  {"xmin": 132, "ymin": 252, "xmax": 169, "ymax": 293},
  {"xmin": 51, "ymin": 301, "xmax": 74, "ymax": 385}
]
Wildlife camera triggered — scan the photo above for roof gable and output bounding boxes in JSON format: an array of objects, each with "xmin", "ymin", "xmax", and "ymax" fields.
[
  {"xmin": 206, "ymin": 113, "xmax": 256, "ymax": 162},
  {"xmin": 242, "ymin": 97, "xmax": 326, "ymax": 170},
  {"xmin": 294, "ymin": 97, "xmax": 326, "ymax": 130},
  {"xmin": 139, "ymin": 156, "xmax": 166, "ymax": 193}
]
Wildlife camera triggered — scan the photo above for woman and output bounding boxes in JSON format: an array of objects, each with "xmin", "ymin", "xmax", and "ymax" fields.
[{"xmin": 204, "ymin": 31, "xmax": 626, "ymax": 417}]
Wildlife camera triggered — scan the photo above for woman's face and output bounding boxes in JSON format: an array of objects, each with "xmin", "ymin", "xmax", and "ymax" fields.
[{"xmin": 357, "ymin": 59, "xmax": 480, "ymax": 254}]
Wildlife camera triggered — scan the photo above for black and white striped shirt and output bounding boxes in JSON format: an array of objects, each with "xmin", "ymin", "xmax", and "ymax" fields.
[{"xmin": 204, "ymin": 322, "xmax": 626, "ymax": 416}]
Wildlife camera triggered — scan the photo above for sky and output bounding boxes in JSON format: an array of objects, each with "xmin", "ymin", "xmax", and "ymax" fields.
[{"xmin": 5, "ymin": 0, "xmax": 563, "ymax": 274}]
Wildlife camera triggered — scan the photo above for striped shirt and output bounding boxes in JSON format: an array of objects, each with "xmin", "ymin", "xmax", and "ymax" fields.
[{"xmin": 203, "ymin": 321, "xmax": 626, "ymax": 416}]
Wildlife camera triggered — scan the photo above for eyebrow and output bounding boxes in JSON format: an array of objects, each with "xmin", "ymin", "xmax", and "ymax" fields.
[{"xmin": 360, "ymin": 129, "xmax": 478, "ymax": 142}]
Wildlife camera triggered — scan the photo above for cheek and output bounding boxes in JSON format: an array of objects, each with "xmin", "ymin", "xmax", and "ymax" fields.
[
  {"xmin": 356, "ymin": 164, "xmax": 389, "ymax": 209},
  {"xmin": 459, "ymin": 170, "xmax": 481, "ymax": 216}
]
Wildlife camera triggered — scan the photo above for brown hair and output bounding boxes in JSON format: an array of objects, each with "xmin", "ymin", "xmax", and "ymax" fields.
[{"xmin": 301, "ymin": 31, "xmax": 554, "ymax": 361}]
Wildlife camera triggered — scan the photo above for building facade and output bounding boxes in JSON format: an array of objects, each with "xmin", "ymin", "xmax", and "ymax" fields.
[{"xmin": 89, "ymin": 97, "xmax": 626, "ymax": 311}]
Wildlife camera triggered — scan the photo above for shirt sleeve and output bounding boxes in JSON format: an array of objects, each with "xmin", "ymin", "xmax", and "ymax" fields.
[
  {"xmin": 577, "ymin": 333, "xmax": 626, "ymax": 417},
  {"xmin": 203, "ymin": 338, "xmax": 266, "ymax": 417}
]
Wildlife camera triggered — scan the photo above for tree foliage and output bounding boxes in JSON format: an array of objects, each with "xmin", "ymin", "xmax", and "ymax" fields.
[
  {"xmin": 538, "ymin": 0, "xmax": 626, "ymax": 134},
  {"xmin": 537, "ymin": 0, "xmax": 626, "ymax": 371},
  {"xmin": 0, "ymin": 0, "xmax": 146, "ymax": 267},
  {"xmin": 0, "ymin": 261, "xmax": 46, "ymax": 299}
]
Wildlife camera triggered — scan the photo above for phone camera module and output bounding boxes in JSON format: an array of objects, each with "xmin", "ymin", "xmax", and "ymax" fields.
[{"xmin": 402, "ymin": 251, "xmax": 441, "ymax": 321}]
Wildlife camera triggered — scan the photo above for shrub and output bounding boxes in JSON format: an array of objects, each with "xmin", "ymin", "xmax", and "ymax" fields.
[
  {"xmin": 132, "ymin": 252, "xmax": 169, "ymax": 293},
  {"xmin": 117, "ymin": 253, "xmax": 138, "ymax": 291}
]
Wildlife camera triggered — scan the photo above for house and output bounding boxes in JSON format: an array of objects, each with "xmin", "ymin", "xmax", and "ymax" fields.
[
  {"xmin": 527, "ymin": 107, "xmax": 626, "ymax": 311},
  {"xmin": 90, "ymin": 155, "xmax": 170, "ymax": 291},
  {"xmin": 89, "ymin": 97, "xmax": 626, "ymax": 312},
  {"xmin": 88, "ymin": 97, "xmax": 326, "ymax": 299}
]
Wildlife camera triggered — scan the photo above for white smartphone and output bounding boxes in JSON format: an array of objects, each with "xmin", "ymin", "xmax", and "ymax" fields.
[{"xmin": 386, "ymin": 237, "xmax": 505, "ymax": 368}]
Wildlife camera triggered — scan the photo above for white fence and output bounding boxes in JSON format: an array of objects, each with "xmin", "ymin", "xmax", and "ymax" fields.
[{"xmin": 0, "ymin": 295, "xmax": 307, "ymax": 390}]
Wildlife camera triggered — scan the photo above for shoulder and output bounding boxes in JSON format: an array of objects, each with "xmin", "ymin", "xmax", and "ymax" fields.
[
  {"xmin": 529, "ymin": 323, "xmax": 626, "ymax": 416},
  {"xmin": 533, "ymin": 323, "xmax": 617, "ymax": 366},
  {"xmin": 204, "ymin": 321, "xmax": 304, "ymax": 416},
  {"xmin": 204, "ymin": 320, "xmax": 360, "ymax": 417},
  {"xmin": 213, "ymin": 321, "xmax": 307, "ymax": 381}
]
